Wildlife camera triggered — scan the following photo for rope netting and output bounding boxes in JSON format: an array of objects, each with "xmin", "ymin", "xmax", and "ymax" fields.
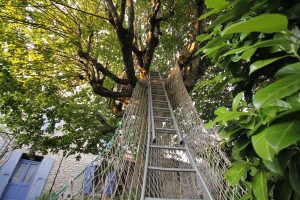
[
  {"xmin": 166, "ymin": 64, "xmax": 246, "ymax": 199},
  {"xmin": 51, "ymin": 80, "xmax": 149, "ymax": 200},
  {"xmin": 51, "ymin": 64, "xmax": 245, "ymax": 200}
]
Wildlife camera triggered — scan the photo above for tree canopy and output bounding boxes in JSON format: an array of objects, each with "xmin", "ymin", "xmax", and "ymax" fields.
[
  {"xmin": 0, "ymin": 0, "xmax": 204, "ymax": 156},
  {"xmin": 2, "ymin": 0, "xmax": 300, "ymax": 198}
]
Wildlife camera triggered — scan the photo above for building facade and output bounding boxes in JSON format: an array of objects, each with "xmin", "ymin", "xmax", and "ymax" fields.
[{"xmin": 0, "ymin": 133, "xmax": 95, "ymax": 200}]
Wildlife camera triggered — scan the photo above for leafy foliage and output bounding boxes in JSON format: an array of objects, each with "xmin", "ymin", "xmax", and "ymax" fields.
[
  {"xmin": 0, "ymin": 0, "xmax": 202, "ymax": 156},
  {"xmin": 196, "ymin": 0, "xmax": 300, "ymax": 198}
]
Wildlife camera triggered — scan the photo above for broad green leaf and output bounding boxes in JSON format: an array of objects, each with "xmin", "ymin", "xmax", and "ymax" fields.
[
  {"xmin": 222, "ymin": 14, "xmax": 288, "ymax": 35},
  {"xmin": 199, "ymin": 8, "xmax": 221, "ymax": 20},
  {"xmin": 221, "ymin": 45, "xmax": 251, "ymax": 58},
  {"xmin": 274, "ymin": 180, "xmax": 293, "ymax": 200},
  {"xmin": 221, "ymin": 38, "xmax": 291, "ymax": 58},
  {"xmin": 224, "ymin": 162, "xmax": 248, "ymax": 186},
  {"xmin": 252, "ymin": 130, "xmax": 275, "ymax": 161},
  {"xmin": 253, "ymin": 75, "xmax": 300, "ymax": 108},
  {"xmin": 205, "ymin": 0, "xmax": 229, "ymax": 9},
  {"xmin": 253, "ymin": 170, "xmax": 268, "ymax": 200},
  {"xmin": 210, "ymin": 0, "xmax": 249, "ymax": 29},
  {"xmin": 241, "ymin": 48, "xmax": 257, "ymax": 62},
  {"xmin": 206, "ymin": 107, "xmax": 248, "ymax": 128},
  {"xmin": 240, "ymin": 182, "xmax": 253, "ymax": 200},
  {"xmin": 209, "ymin": 11, "xmax": 235, "ymax": 29},
  {"xmin": 287, "ymin": 93, "xmax": 300, "ymax": 109},
  {"xmin": 274, "ymin": 28, "xmax": 300, "ymax": 54},
  {"xmin": 253, "ymin": 38, "xmax": 293, "ymax": 49},
  {"xmin": 203, "ymin": 44, "xmax": 228, "ymax": 58},
  {"xmin": 232, "ymin": 92, "xmax": 244, "ymax": 111},
  {"xmin": 196, "ymin": 34, "xmax": 207, "ymax": 42},
  {"xmin": 266, "ymin": 115, "xmax": 300, "ymax": 153},
  {"xmin": 220, "ymin": 128, "xmax": 242, "ymax": 142},
  {"xmin": 261, "ymin": 100, "xmax": 292, "ymax": 110},
  {"xmin": 276, "ymin": 62, "xmax": 300, "ymax": 77},
  {"xmin": 289, "ymin": 158, "xmax": 300, "ymax": 194},
  {"xmin": 249, "ymin": 56, "xmax": 289, "ymax": 75},
  {"xmin": 263, "ymin": 157, "xmax": 284, "ymax": 176},
  {"xmin": 240, "ymin": 116, "xmax": 256, "ymax": 129},
  {"xmin": 240, "ymin": 193, "xmax": 252, "ymax": 200}
]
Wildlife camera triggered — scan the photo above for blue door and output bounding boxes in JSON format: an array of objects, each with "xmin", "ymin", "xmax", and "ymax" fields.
[{"xmin": 2, "ymin": 159, "xmax": 40, "ymax": 200}]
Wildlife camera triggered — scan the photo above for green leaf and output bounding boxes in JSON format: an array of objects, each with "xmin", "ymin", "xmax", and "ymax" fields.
[
  {"xmin": 224, "ymin": 162, "xmax": 248, "ymax": 186},
  {"xmin": 287, "ymin": 93, "xmax": 300, "ymax": 109},
  {"xmin": 199, "ymin": 8, "xmax": 221, "ymax": 20},
  {"xmin": 266, "ymin": 114, "xmax": 300, "ymax": 153},
  {"xmin": 220, "ymin": 128, "xmax": 242, "ymax": 142},
  {"xmin": 221, "ymin": 38, "xmax": 291, "ymax": 58},
  {"xmin": 263, "ymin": 157, "xmax": 284, "ymax": 176},
  {"xmin": 249, "ymin": 56, "xmax": 289, "ymax": 75},
  {"xmin": 289, "ymin": 158, "xmax": 300, "ymax": 194},
  {"xmin": 205, "ymin": 0, "xmax": 229, "ymax": 9},
  {"xmin": 240, "ymin": 192, "xmax": 253, "ymax": 200},
  {"xmin": 232, "ymin": 136, "xmax": 251, "ymax": 160},
  {"xmin": 253, "ymin": 170, "xmax": 268, "ymax": 200},
  {"xmin": 196, "ymin": 34, "xmax": 207, "ymax": 42},
  {"xmin": 276, "ymin": 62, "xmax": 300, "ymax": 77},
  {"xmin": 203, "ymin": 43, "xmax": 228, "ymax": 58},
  {"xmin": 274, "ymin": 180, "xmax": 293, "ymax": 200},
  {"xmin": 240, "ymin": 182, "xmax": 253, "ymax": 200},
  {"xmin": 253, "ymin": 38, "xmax": 292, "ymax": 49},
  {"xmin": 253, "ymin": 75, "xmax": 300, "ymax": 108},
  {"xmin": 205, "ymin": 107, "xmax": 247, "ymax": 128},
  {"xmin": 241, "ymin": 48, "xmax": 257, "ymax": 62},
  {"xmin": 273, "ymin": 27, "xmax": 300, "ymax": 54},
  {"xmin": 222, "ymin": 14, "xmax": 288, "ymax": 35},
  {"xmin": 209, "ymin": 10, "xmax": 235, "ymax": 29},
  {"xmin": 252, "ymin": 129, "xmax": 275, "ymax": 161},
  {"xmin": 232, "ymin": 92, "xmax": 244, "ymax": 111}
]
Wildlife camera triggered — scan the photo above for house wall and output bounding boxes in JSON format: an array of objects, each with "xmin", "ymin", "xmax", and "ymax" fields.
[
  {"xmin": 43, "ymin": 152, "xmax": 95, "ymax": 193},
  {"xmin": 0, "ymin": 135, "xmax": 97, "ymax": 198}
]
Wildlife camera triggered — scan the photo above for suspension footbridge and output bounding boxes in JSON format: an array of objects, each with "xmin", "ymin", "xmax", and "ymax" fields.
[{"xmin": 51, "ymin": 65, "xmax": 245, "ymax": 200}]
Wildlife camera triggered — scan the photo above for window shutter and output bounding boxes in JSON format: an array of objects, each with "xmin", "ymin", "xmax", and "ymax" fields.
[
  {"xmin": 84, "ymin": 165, "xmax": 95, "ymax": 194},
  {"xmin": 0, "ymin": 151, "xmax": 22, "ymax": 198},
  {"xmin": 105, "ymin": 171, "xmax": 116, "ymax": 196},
  {"xmin": 26, "ymin": 156, "xmax": 54, "ymax": 200}
]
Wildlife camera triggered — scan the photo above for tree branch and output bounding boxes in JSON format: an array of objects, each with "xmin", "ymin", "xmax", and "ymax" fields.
[
  {"xmin": 97, "ymin": 114, "xmax": 115, "ymax": 131},
  {"xmin": 77, "ymin": 48, "xmax": 130, "ymax": 85},
  {"xmin": 50, "ymin": 0, "xmax": 110, "ymax": 20},
  {"xmin": 128, "ymin": 0, "xmax": 134, "ymax": 34},
  {"xmin": 90, "ymin": 80, "xmax": 132, "ymax": 98},
  {"xmin": 142, "ymin": 0, "xmax": 162, "ymax": 72},
  {"xmin": 105, "ymin": 0, "xmax": 122, "ymax": 27},
  {"xmin": 86, "ymin": 32, "xmax": 94, "ymax": 54},
  {"xmin": 119, "ymin": 0, "xmax": 126, "ymax": 24},
  {"xmin": 105, "ymin": 0, "xmax": 137, "ymax": 87},
  {"xmin": 156, "ymin": 7, "xmax": 175, "ymax": 22},
  {"xmin": 132, "ymin": 44, "xmax": 144, "ymax": 70}
]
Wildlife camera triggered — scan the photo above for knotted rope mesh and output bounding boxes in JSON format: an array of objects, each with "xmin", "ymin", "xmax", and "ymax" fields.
[
  {"xmin": 51, "ymin": 80, "xmax": 149, "ymax": 200},
  {"xmin": 166, "ymin": 64, "xmax": 246, "ymax": 199},
  {"xmin": 51, "ymin": 65, "xmax": 245, "ymax": 200}
]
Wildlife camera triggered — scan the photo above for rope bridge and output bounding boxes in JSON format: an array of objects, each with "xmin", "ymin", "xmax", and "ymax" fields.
[{"xmin": 51, "ymin": 64, "xmax": 245, "ymax": 200}]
